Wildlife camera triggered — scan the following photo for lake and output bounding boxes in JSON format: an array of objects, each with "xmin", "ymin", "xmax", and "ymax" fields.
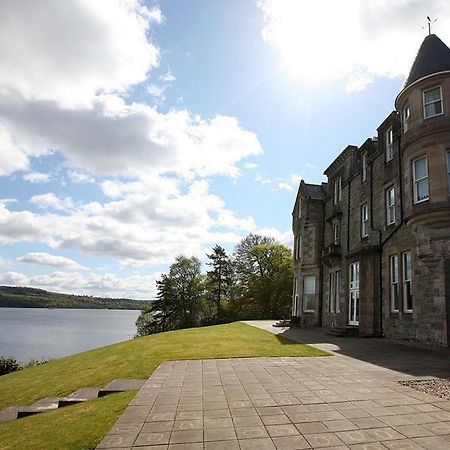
[{"xmin": 0, "ymin": 308, "xmax": 141, "ymax": 362}]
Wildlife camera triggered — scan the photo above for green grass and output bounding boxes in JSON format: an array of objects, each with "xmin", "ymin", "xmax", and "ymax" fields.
[
  {"xmin": 0, "ymin": 391, "xmax": 136, "ymax": 450},
  {"xmin": 0, "ymin": 322, "xmax": 329, "ymax": 449}
]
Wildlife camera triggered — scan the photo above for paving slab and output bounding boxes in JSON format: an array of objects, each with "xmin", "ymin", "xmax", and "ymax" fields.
[{"xmin": 97, "ymin": 322, "xmax": 450, "ymax": 449}]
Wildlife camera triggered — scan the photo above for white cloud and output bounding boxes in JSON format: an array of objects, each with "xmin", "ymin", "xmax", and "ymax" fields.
[
  {"xmin": 0, "ymin": 93, "xmax": 262, "ymax": 179},
  {"xmin": 256, "ymin": 173, "xmax": 302, "ymax": 191},
  {"xmin": 0, "ymin": 180, "xmax": 256, "ymax": 267},
  {"xmin": 258, "ymin": 0, "xmax": 450, "ymax": 90},
  {"xmin": 243, "ymin": 162, "xmax": 258, "ymax": 169},
  {"xmin": 30, "ymin": 193, "xmax": 74, "ymax": 211},
  {"xmin": 0, "ymin": 270, "xmax": 158, "ymax": 299},
  {"xmin": 17, "ymin": 252, "xmax": 85, "ymax": 270},
  {"xmin": 0, "ymin": 257, "xmax": 12, "ymax": 269},
  {"xmin": 68, "ymin": 171, "xmax": 94, "ymax": 184},
  {"xmin": 0, "ymin": 271, "xmax": 29, "ymax": 286},
  {"xmin": 304, "ymin": 163, "xmax": 318, "ymax": 169},
  {"xmin": 159, "ymin": 70, "xmax": 176, "ymax": 83},
  {"xmin": 23, "ymin": 172, "xmax": 51, "ymax": 183},
  {"xmin": 0, "ymin": 0, "xmax": 160, "ymax": 107}
]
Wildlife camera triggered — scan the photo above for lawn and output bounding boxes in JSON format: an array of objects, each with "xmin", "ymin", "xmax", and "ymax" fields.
[{"xmin": 0, "ymin": 322, "xmax": 328, "ymax": 449}]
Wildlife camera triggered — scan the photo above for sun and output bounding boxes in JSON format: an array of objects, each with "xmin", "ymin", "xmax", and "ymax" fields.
[{"xmin": 259, "ymin": 0, "xmax": 363, "ymax": 82}]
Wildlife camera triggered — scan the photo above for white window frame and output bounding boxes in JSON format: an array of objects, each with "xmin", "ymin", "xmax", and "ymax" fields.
[
  {"xmin": 386, "ymin": 127, "xmax": 394, "ymax": 162},
  {"xmin": 362, "ymin": 152, "xmax": 367, "ymax": 182},
  {"xmin": 292, "ymin": 277, "xmax": 299, "ymax": 316},
  {"xmin": 390, "ymin": 255, "xmax": 399, "ymax": 312},
  {"xmin": 361, "ymin": 203, "xmax": 369, "ymax": 238},
  {"xmin": 303, "ymin": 275, "xmax": 316, "ymax": 313},
  {"xmin": 386, "ymin": 186, "xmax": 396, "ymax": 225},
  {"xmin": 423, "ymin": 86, "xmax": 443, "ymax": 119},
  {"xmin": 332, "ymin": 220, "xmax": 340, "ymax": 245},
  {"xmin": 403, "ymin": 105, "xmax": 411, "ymax": 132},
  {"xmin": 329, "ymin": 270, "xmax": 341, "ymax": 313},
  {"xmin": 412, "ymin": 156, "xmax": 429, "ymax": 204},
  {"xmin": 402, "ymin": 251, "xmax": 413, "ymax": 313},
  {"xmin": 333, "ymin": 176, "xmax": 342, "ymax": 204}
]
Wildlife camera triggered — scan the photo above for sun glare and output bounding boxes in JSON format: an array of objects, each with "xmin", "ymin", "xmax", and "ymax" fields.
[{"xmin": 260, "ymin": 0, "xmax": 361, "ymax": 82}]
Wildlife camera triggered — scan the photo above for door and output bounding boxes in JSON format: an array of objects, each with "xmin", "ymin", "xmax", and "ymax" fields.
[{"xmin": 349, "ymin": 261, "xmax": 360, "ymax": 326}]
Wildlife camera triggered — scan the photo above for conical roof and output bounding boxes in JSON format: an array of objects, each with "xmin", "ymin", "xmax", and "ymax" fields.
[{"xmin": 404, "ymin": 34, "xmax": 450, "ymax": 88}]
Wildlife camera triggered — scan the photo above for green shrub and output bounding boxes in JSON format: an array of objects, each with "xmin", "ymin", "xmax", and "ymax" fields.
[{"xmin": 0, "ymin": 356, "xmax": 21, "ymax": 375}]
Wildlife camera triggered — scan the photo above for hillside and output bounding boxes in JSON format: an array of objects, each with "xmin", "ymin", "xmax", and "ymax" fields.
[{"xmin": 0, "ymin": 286, "xmax": 150, "ymax": 310}]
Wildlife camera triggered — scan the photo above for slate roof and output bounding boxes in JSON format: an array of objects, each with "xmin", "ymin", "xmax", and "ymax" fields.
[
  {"xmin": 404, "ymin": 34, "xmax": 450, "ymax": 88},
  {"xmin": 304, "ymin": 183, "xmax": 327, "ymax": 200}
]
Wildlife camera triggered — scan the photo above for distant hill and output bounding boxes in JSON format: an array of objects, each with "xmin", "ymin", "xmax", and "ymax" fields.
[{"xmin": 0, "ymin": 286, "xmax": 151, "ymax": 310}]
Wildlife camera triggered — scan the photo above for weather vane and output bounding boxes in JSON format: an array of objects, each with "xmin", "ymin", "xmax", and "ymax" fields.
[{"xmin": 423, "ymin": 16, "xmax": 437, "ymax": 35}]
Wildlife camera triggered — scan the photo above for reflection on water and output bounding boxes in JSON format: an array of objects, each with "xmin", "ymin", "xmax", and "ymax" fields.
[{"xmin": 0, "ymin": 308, "xmax": 141, "ymax": 362}]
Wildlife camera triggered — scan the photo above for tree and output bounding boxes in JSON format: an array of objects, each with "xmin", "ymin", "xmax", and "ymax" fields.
[
  {"xmin": 205, "ymin": 245, "xmax": 234, "ymax": 318},
  {"xmin": 136, "ymin": 255, "xmax": 205, "ymax": 336},
  {"xmin": 233, "ymin": 235, "xmax": 293, "ymax": 319}
]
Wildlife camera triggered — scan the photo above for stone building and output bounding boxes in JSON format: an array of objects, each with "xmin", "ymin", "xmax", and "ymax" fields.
[{"xmin": 291, "ymin": 34, "xmax": 450, "ymax": 347}]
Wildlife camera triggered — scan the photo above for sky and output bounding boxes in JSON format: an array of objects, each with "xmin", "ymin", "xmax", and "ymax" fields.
[{"xmin": 1, "ymin": 0, "xmax": 449, "ymax": 299}]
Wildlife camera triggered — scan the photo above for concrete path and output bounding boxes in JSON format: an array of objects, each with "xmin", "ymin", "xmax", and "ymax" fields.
[{"xmin": 97, "ymin": 322, "xmax": 450, "ymax": 449}]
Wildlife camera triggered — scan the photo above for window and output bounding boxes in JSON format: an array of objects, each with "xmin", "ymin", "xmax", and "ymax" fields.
[
  {"xmin": 333, "ymin": 176, "xmax": 342, "ymax": 204},
  {"xmin": 292, "ymin": 277, "xmax": 299, "ymax": 316},
  {"xmin": 361, "ymin": 203, "xmax": 369, "ymax": 238},
  {"xmin": 386, "ymin": 187, "xmax": 396, "ymax": 225},
  {"xmin": 423, "ymin": 86, "xmax": 442, "ymax": 118},
  {"xmin": 298, "ymin": 197, "xmax": 303, "ymax": 219},
  {"xmin": 303, "ymin": 276, "xmax": 316, "ymax": 312},
  {"xmin": 402, "ymin": 251, "xmax": 412, "ymax": 312},
  {"xmin": 362, "ymin": 152, "xmax": 367, "ymax": 182},
  {"xmin": 386, "ymin": 127, "xmax": 394, "ymax": 162},
  {"xmin": 329, "ymin": 270, "xmax": 341, "ymax": 313},
  {"xmin": 294, "ymin": 235, "xmax": 302, "ymax": 260},
  {"xmin": 412, "ymin": 156, "xmax": 429, "ymax": 203},
  {"xmin": 332, "ymin": 220, "xmax": 340, "ymax": 245},
  {"xmin": 390, "ymin": 255, "xmax": 400, "ymax": 312},
  {"xmin": 403, "ymin": 105, "xmax": 411, "ymax": 132},
  {"xmin": 447, "ymin": 151, "xmax": 450, "ymax": 194}
]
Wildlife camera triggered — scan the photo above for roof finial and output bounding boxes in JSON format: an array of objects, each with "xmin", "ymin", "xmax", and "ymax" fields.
[{"xmin": 423, "ymin": 16, "xmax": 437, "ymax": 35}]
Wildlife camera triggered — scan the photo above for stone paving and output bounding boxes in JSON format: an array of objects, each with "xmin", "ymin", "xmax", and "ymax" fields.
[{"xmin": 97, "ymin": 323, "xmax": 450, "ymax": 449}]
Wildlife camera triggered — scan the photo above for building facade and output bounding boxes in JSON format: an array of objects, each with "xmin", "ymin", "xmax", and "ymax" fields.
[{"xmin": 292, "ymin": 34, "xmax": 450, "ymax": 347}]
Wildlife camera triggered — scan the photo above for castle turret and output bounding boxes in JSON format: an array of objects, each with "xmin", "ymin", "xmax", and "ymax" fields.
[{"xmin": 395, "ymin": 34, "xmax": 450, "ymax": 228}]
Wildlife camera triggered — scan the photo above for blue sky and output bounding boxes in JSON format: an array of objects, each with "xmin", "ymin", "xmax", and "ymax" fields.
[{"xmin": 0, "ymin": 0, "xmax": 448, "ymax": 299}]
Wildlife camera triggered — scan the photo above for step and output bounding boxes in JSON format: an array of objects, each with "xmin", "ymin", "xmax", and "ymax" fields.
[{"xmin": 98, "ymin": 379, "xmax": 147, "ymax": 397}]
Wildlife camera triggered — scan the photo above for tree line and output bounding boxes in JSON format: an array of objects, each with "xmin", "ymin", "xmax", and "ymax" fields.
[{"xmin": 136, "ymin": 234, "xmax": 293, "ymax": 336}]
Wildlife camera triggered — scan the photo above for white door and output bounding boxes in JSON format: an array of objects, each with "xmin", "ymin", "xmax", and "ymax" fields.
[{"xmin": 349, "ymin": 262, "xmax": 360, "ymax": 326}]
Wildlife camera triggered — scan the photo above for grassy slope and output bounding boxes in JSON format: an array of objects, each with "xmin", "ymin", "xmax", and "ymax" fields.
[
  {"xmin": 0, "ymin": 391, "xmax": 136, "ymax": 450},
  {"xmin": 0, "ymin": 322, "xmax": 329, "ymax": 450}
]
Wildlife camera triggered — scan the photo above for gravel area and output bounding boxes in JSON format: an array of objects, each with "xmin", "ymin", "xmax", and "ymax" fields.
[{"xmin": 399, "ymin": 378, "xmax": 450, "ymax": 400}]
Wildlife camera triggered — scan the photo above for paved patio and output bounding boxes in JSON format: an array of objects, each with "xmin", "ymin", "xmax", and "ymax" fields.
[{"xmin": 97, "ymin": 322, "xmax": 450, "ymax": 449}]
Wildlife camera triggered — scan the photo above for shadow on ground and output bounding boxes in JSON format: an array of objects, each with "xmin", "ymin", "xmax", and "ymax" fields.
[{"xmin": 245, "ymin": 321, "xmax": 450, "ymax": 379}]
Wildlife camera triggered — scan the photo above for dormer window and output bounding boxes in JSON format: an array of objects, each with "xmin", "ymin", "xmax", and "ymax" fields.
[
  {"xmin": 333, "ymin": 176, "xmax": 342, "ymax": 204},
  {"xmin": 402, "ymin": 105, "xmax": 410, "ymax": 132},
  {"xmin": 423, "ymin": 86, "xmax": 442, "ymax": 118},
  {"xmin": 362, "ymin": 152, "xmax": 367, "ymax": 182},
  {"xmin": 385, "ymin": 127, "xmax": 393, "ymax": 162}
]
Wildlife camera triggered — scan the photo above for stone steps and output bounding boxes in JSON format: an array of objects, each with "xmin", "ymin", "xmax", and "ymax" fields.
[
  {"xmin": 0, "ymin": 379, "xmax": 146, "ymax": 423},
  {"xmin": 327, "ymin": 326, "xmax": 359, "ymax": 337}
]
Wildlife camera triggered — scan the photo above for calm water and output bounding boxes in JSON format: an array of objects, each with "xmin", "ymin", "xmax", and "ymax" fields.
[{"xmin": 0, "ymin": 308, "xmax": 141, "ymax": 362}]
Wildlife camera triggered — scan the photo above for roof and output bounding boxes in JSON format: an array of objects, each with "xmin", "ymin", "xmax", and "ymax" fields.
[
  {"xmin": 323, "ymin": 145, "xmax": 357, "ymax": 176},
  {"xmin": 404, "ymin": 34, "xmax": 450, "ymax": 88},
  {"xmin": 304, "ymin": 183, "xmax": 327, "ymax": 200}
]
